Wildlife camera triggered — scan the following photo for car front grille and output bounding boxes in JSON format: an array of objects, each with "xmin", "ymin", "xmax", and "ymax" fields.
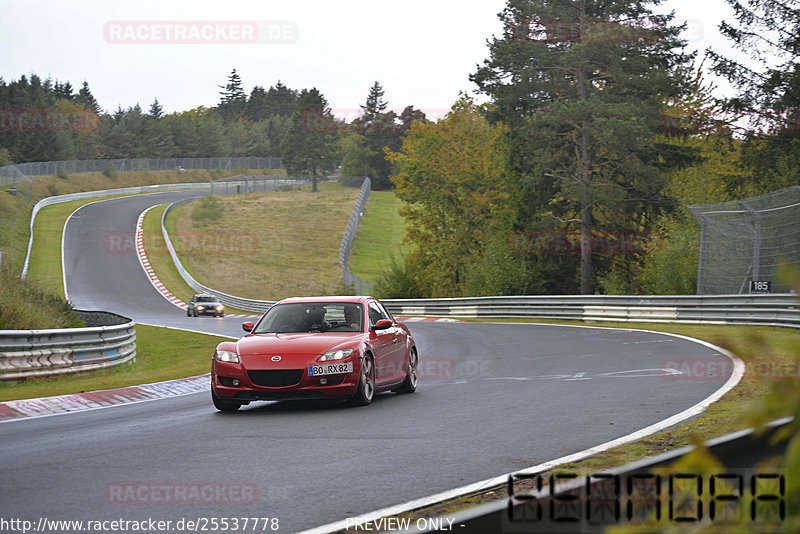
[{"xmin": 248, "ymin": 370, "xmax": 304, "ymax": 388}]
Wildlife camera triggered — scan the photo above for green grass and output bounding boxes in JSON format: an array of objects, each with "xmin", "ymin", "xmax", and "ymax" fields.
[
  {"xmin": 142, "ymin": 204, "xmax": 253, "ymax": 315},
  {"xmin": 167, "ymin": 188, "xmax": 359, "ymax": 300},
  {"xmin": 0, "ymin": 324, "xmax": 229, "ymax": 401},
  {"xmin": 0, "ymin": 191, "xmax": 33, "ymax": 272},
  {"xmin": 26, "ymin": 199, "xmax": 92, "ymax": 296},
  {"xmin": 349, "ymin": 190, "xmax": 409, "ymax": 284}
]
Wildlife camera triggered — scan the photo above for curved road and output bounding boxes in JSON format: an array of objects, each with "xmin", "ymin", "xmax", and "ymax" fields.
[{"xmin": 0, "ymin": 191, "xmax": 737, "ymax": 533}]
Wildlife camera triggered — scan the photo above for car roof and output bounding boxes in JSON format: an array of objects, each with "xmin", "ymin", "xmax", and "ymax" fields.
[{"xmin": 276, "ymin": 296, "xmax": 371, "ymax": 305}]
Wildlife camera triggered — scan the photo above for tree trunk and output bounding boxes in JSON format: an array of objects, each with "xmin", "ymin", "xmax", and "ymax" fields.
[
  {"xmin": 312, "ymin": 165, "xmax": 318, "ymax": 192},
  {"xmin": 577, "ymin": 0, "xmax": 592, "ymax": 295}
]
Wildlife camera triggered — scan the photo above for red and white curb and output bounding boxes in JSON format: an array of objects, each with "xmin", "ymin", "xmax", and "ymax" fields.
[
  {"xmin": 0, "ymin": 374, "xmax": 210, "ymax": 422},
  {"xmin": 135, "ymin": 206, "xmax": 257, "ymax": 318}
]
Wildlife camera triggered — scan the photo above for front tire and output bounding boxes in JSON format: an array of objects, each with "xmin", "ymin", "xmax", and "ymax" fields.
[
  {"xmin": 351, "ymin": 355, "xmax": 375, "ymax": 406},
  {"xmin": 395, "ymin": 348, "xmax": 418, "ymax": 394},
  {"xmin": 212, "ymin": 390, "xmax": 242, "ymax": 412}
]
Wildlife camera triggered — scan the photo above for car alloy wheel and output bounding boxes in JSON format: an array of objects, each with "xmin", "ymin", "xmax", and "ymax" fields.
[
  {"xmin": 352, "ymin": 355, "xmax": 375, "ymax": 406},
  {"xmin": 395, "ymin": 348, "xmax": 418, "ymax": 394}
]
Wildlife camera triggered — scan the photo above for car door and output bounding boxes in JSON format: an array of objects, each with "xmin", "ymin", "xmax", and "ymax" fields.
[{"xmin": 368, "ymin": 300, "xmax": 405, "ymax": 384}]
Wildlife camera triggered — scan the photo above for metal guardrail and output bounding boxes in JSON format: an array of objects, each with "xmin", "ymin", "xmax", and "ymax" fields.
[
  {"xmin": 340, "ymin": 178, "xmax": 372, "ymax": 294},
  {"xmin": 0, "ymin": 311, "xmax": 136, "ymax": 381},
  {"xmin": 381, "ymin": 294, "xmax": 800, "ymax": 329}
]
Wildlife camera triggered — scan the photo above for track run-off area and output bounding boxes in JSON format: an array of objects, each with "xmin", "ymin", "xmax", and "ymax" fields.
[{"xmin": 1, "ymin": 190, "xmax": 743, "ymax": 533}]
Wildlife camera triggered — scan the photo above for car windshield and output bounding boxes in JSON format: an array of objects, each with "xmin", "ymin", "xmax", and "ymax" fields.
[
  {"xmin": 253, "ymin": 302, "xmax": 363, "ymax": 334},
  {"xmin": 196, "ymin": 296, "xmax": 217, "ymax": 303}
]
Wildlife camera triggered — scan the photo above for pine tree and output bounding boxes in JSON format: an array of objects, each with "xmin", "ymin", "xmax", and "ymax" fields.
[
  {"xmin": 218, "ymin": 69, "xmax": 247, "ymax": 122},
  {"xmin": 280, "ymin": 88, "xmax": 338, "ymax": 191},
  {"xmin": 148, "ymin": 98, "xmax": 164, "ymax": 119},
  {"xmin": 472, "ymin": 0, "xmax": 693, "ymax": 294},
  {"xmin": 76, "ymin": 81, "xmax": 100, "ymax": 113},
  {"xmin": 360, "ymin": 81, "xmax": 388, "ymax": 123},
  {"xmin": 707, "ymin": 0, "xmax": 800, "ymax": 123},
  {"xmin": 246, "ymin": 86, "xmax": 269, "ymax": 122},
  {"xmin": 265, "ymin": 81, "xmax": 299, "ymax": 117},
  {"xmin": 706, "ymin": 0, "xmax": 800, "ymax": 192}
]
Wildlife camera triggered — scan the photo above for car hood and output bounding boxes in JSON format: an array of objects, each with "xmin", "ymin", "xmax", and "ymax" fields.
[{"xmin": 236, "ymin": 333, "xmax": 360, "ymax": 356}]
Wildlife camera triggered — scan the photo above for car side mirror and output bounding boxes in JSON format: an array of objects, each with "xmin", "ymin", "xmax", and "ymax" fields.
[
  {"xmin": 242, "ymin": 321, "xmax": 254, "ymax": 333},
  {"xmin": 371, "ymin": 319, "xmax": 393, "ymax": 331}
]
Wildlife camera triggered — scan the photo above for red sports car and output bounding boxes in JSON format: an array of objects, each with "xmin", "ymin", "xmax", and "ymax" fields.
[{"xmin": 211, "ymin": 296, "xmax": 418, "ymax": 412}]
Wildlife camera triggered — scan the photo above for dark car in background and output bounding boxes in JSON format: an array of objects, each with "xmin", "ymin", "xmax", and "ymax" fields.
[{"xmin": 188, "ymin": 294, "xmax": 225, "ymax": 317}]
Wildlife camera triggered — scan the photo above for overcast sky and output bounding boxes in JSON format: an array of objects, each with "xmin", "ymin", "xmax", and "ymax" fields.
[{"xmin": 0, "ymin": 0, "xmax": 741, "ymax": 117}]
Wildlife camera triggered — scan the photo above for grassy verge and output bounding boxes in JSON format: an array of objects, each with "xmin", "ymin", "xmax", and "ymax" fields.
[
  {"xmin": 166, "ymin": 187, "xmax": 359, "ymax": 300},
  {"xmin": 348, "ymin": 190, "xmax": 408, "ymax": 286},
  {"xmin": 0, "ymin": 324, "xmax": 228, "ymax": 401},
  {"xmin": 331, "ymin": 318, "xmax": 798, "ymax": 531},
  {"xmin": 141, "ymin": 204, "xmax": 253, "ymax": 315},
  {"xmin": 0, "ymin": 190, "xmax": 33, "ymax": 272},
  {"xmin": 25, "ymin": 198, "xmax": 95, "ymax": 296}
]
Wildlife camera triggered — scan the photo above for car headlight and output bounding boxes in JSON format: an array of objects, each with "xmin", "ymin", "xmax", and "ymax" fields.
[
  {"xmin": 317, "ymin": 348, "xmax": 354, "ymax": 362},
  {"xmin": 197, "ymin": 305, "xmax": 204, "ymax": 310},
  {"xmin": 215, "ymin": 349, "xmax": 240, "ymax": 363},
  {"xmin": 216, "ymin": 305, "xmax": 224, "ymax": 311}
]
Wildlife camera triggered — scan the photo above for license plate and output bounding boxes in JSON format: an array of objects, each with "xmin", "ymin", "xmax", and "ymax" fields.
[{"xmin": 308, "ymin": 362, "xmax": 353, "ymax": 376}]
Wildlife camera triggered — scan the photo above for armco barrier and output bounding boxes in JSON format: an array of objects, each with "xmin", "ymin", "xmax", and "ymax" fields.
[
  {"xmin": 382, "ymin": 294, "xmax": 800, "ymax": 329},
  {"xmin": 0, "ymin": 311, "xmax": 136, "ymax": 381}
]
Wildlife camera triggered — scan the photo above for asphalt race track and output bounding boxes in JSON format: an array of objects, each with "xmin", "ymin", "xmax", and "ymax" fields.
[{"xmin": 0, "ymin": 191, "xmax": 737, "ymax": 533}]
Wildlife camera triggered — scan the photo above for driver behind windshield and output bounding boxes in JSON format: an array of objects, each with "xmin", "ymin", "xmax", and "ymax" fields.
[
  {"xmin": 276, "ymin": 306, "xmax": 312, "ymax": 332},
  {"xmin": 343, "ymin": 304, "xmax": 362, "ymax": 331}
]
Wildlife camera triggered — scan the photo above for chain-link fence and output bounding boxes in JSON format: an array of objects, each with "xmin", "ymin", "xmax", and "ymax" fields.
[
  {"xmin": 210, "ymin": 174, "xmax": 321, "ymax": 195},
  {"xmin": 0, "ymin": 156, "xmax": 282, "ymax": 183},
  {"xmin": 689, "ymin": 186, "xmax": 800, "ymax": 294},
  {"xmin": 4, "ymin": 167, "xmax": 32, "ymax": 202},
  {"xmin": 340, "ymin": 178, "xmax": 372, "ymax": 295}
]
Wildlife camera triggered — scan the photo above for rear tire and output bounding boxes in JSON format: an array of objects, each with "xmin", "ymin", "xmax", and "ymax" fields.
[
  {"xmin": 395, "ymin": 348, "xmax": 418, "ymax": 394},
  {"xmin": 351, "ymin": 355, "xmax": 375, "ymax": 406},
  {"xmin": 212, "ymin": 390, "xmax": 242, "ymax": 412}
]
